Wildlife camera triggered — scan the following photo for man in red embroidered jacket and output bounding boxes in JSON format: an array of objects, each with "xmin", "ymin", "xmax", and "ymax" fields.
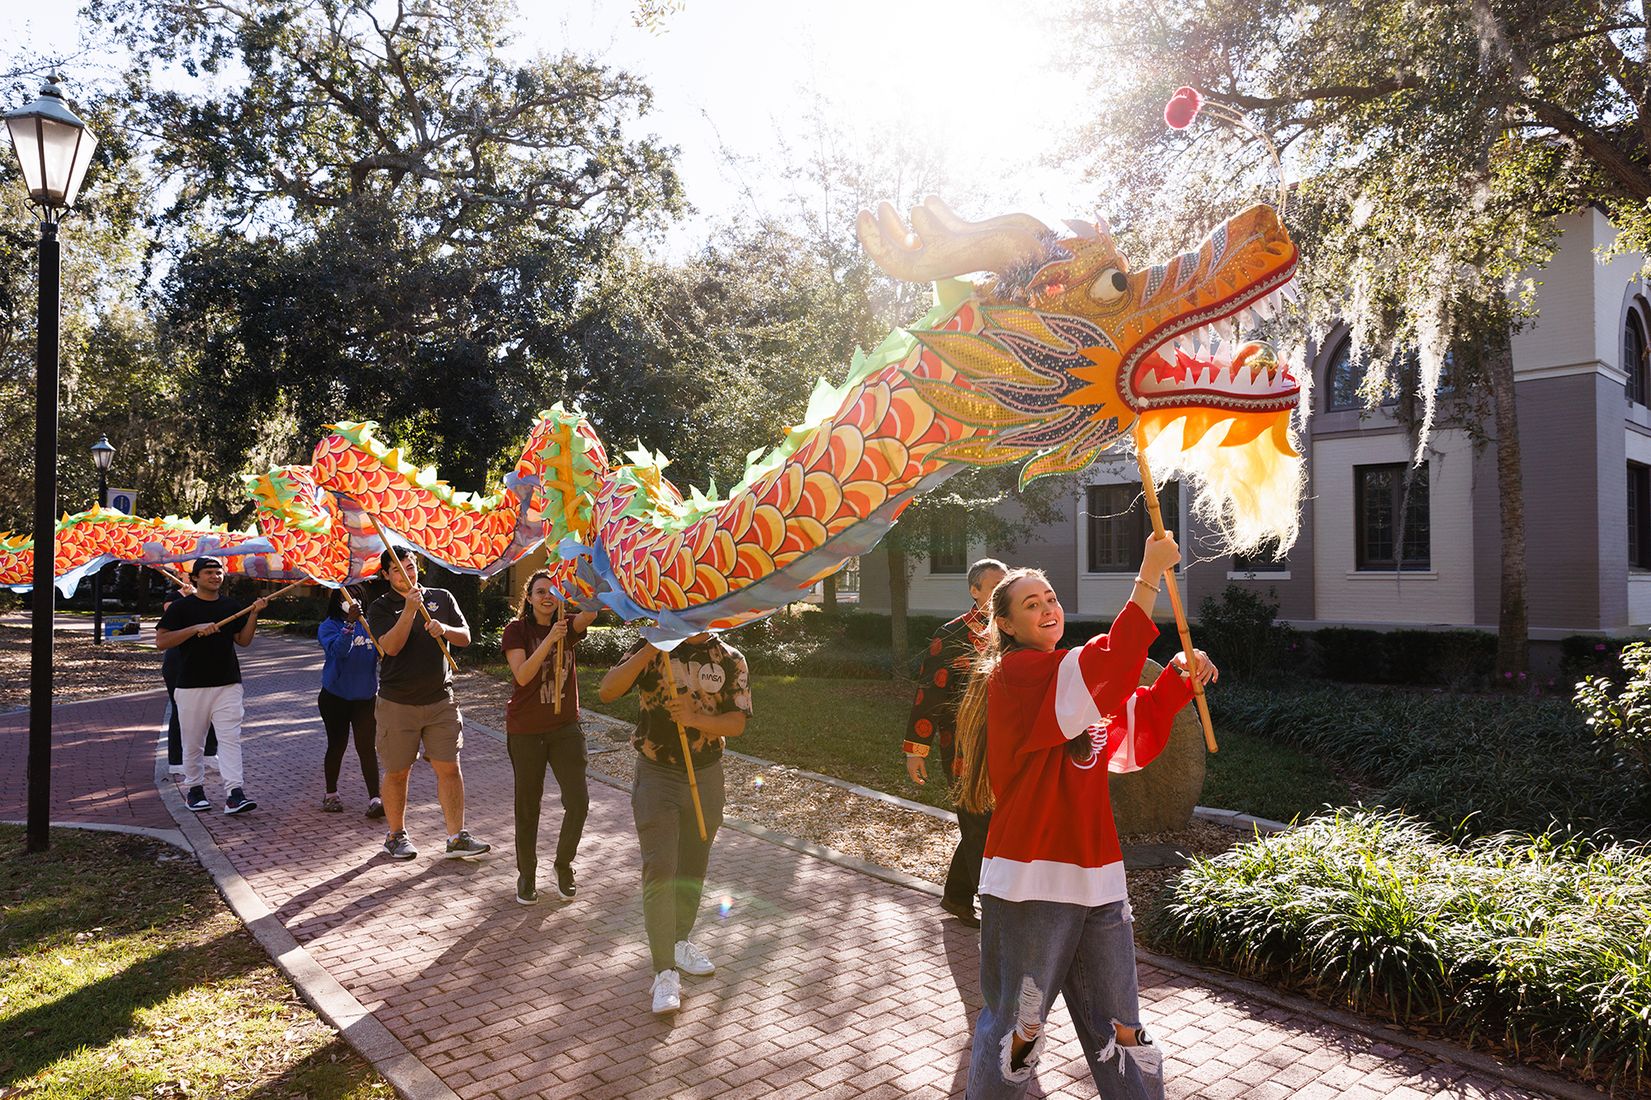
[
  {"xmin": 979, "ymin": 601, "xmax": 1193, "ymax": 906},
  {"xmin": 905, "ymin": 558, "xmax": 1007, "ymax": 927}
]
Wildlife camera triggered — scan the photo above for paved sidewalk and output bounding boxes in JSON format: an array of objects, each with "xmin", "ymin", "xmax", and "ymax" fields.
[
  {"xmin": 0, "ymin": 688, "xmax": 173, "ymax": 830},
  {"xmin": 17, "ymin": 633, "xmax": 1570, "ymax": 1099}
]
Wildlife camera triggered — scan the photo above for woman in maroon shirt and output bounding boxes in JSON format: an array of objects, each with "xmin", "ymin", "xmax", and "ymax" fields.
[{"xmin": 503, "ymin": 569, "xmax": 599, "ymax": 905}]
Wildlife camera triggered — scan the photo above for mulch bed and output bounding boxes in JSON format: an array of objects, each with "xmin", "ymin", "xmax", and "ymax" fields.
[{"xmin": 0, "ymin": 621, "xmax": 166, "ymax": 711}]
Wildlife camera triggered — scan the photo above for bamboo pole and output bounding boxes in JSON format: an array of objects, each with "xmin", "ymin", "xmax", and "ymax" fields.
[
  {"xmin": 149, "ymin": 564, "xmax": 189, "ymax": 589},
  {"xmin": 552, "ymin": 633, "xmax": 565, "ymax": 714},
  {"xmin": 212, "ymin": 580, "xmax": 305, "ymax": 630},
  {"xmin": 550, "ymin": 597, "xmax": 567, "ymax": 715},
  {"xmin": 658, "ymin": 650, "xmax": 709, "ymax": 841},
  {"xmin": 369, "ymin": 519, "xmax": 459, "ymax": 674},
  {"xmin": 1133, "ymin": 442, "xmax": 1219, "ymax": 754}
]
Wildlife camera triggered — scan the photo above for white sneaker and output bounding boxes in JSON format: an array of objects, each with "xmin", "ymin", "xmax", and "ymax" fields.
[
  {"xmin": 650, "ymin": 968, "xmax": 681, "ymax": 1015},
  {"xmin": 674, "ymin": 939, "xmax": 715, "ymax": 976}
]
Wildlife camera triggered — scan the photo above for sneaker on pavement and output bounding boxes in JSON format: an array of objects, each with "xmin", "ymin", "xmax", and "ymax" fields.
[
  {"xmin": 516, "ymin": 874, "xmax": 538, "ymax": 906},
  {"xmin": 554, "ymin": 863, "xmax": 577, "ymax": 901},
  {"xmin": 674, "ymin": 939, "xmax": 715, "ymax": 976},
  {"xmin": 443, "ymin": 831, "xmax": 491, "ymax": 860},
  {"xmin": 365, "ymin": 797, "xmax": 385, "ymax": 819},
  {"xmin": 224, "ymin": 788, "xmax": 257, "ymax": 815},
  {"xmin": 650, "ymin": 968, "xmax": 681, "ymax": 1015},
  {"xmin": 321, "ymin": 793, "xmax": 343, "ymax": 813},
  {"xmin": 185, "ymin": 786, "xmax": 211, "ymax": 813},
  {"xmin": 383, "ymin": 830, "xmax": 418, "ymax": 860}
]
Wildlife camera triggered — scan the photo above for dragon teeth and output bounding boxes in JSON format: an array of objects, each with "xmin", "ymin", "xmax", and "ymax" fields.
[{"xmin": 1280, "ymin": 279, "xmax": 1302, "ymax": 305}]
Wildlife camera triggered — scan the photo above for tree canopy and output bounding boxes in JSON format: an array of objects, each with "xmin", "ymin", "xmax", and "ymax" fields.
[
  {"xmin": 1070, "ymin": 0, "xmax": 1646, "ymax": 410},
  {"xmin": 74, "ymin": 0, "xmax": 684, "ymax": 516}
]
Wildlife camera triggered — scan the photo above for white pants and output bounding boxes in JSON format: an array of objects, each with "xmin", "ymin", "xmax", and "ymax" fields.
[{"xmin": 176, "ymin": 683, "xmax": 245, "ymax": 794}]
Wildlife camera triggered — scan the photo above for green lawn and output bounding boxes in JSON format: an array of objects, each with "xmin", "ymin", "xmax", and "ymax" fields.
[
  {"xmin": 0, "ymin": 826, "xmax": 388, "ymax": 1100},
  {"xmin": 1200, "ymin": 728, "xmax": 1356, "ymax": 824},
  {"xmin": 563, "ymin": 666, "xmax": 1354, "ymax": 820},
  {"xmin": 570, "ymin": 667, "xmax": 953, "ymax": 809}
]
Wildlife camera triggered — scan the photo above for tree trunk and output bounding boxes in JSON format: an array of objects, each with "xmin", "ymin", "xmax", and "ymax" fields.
[
  {"xmin": 821, "ymin": 573, "xmax": 838, "ymax": 616},
  {"xmin": 1489, "ymin": 331, "xmax": 1529, "ymax": 674},
  {"xmin": 888, "ymin": 544, "xmax": 910, "ymax": 677}
]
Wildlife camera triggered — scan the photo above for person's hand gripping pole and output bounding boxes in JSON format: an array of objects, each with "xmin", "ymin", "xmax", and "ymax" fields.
[{"xmin": 369, "ymin": 518, "xmax": 459, "ymax": 674}]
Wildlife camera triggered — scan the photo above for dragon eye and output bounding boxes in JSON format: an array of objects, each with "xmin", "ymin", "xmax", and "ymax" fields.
[{"xmin": 1089, "ymin": 268, "xmax": 1130, "ymax": 304}]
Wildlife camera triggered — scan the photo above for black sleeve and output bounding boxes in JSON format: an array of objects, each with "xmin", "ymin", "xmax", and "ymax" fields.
[
  {"xmin": 438, "ymin": 590, "xmax": 468, "ymax": 631},
  {"xmin": 158, "ymin": 599, "xmax": 188, "ymax": 631},
  {"xmin": 366, "ymin": 597, "xmax": 396, "ymax": 639}
]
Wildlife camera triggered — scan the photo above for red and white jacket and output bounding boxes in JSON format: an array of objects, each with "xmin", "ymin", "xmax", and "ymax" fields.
[{"xmin": 978, "ymin": 603, "xmax": 1194, "ymax": 907}]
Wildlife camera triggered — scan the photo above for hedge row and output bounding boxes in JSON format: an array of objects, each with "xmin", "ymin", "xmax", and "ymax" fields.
[{"xmin": 1207, "ymin": 680, "xmax": 1650, "ymax": 839}]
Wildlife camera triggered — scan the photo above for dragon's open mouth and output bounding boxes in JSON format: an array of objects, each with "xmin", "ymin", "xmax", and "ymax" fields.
[{"xmin": 1135, "ymin": 277, "xmax": 1301, "ymax": 405}]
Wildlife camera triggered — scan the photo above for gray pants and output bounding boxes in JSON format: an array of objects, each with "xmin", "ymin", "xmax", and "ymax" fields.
[
  {"xmin": 968, "ymin": 896, "xmax": 1164, "ymax": 1100},
  {"xmin": 631, "ymin": 757, "xmax": 724, "ymax": 973}
]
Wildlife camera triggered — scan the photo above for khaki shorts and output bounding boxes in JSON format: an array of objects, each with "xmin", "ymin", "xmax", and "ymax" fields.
[{"xmin": 375, "ymin": 696, "xmax": 464, "ymax": 770}]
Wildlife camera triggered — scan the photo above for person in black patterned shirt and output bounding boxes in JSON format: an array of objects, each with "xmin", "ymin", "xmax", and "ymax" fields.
[
  {"xmin": 905, "ymin": 558, "xmax": 1006, "ymax": 928},
  {"xmin": 600, "ymin": 633, "xmax": 752, "ymax": 1016}
]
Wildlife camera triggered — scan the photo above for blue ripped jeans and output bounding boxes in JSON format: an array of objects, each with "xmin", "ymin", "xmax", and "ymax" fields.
[{"xmin": 967, "ymin": 896, "xmax": 1164, "ymax": 1100}]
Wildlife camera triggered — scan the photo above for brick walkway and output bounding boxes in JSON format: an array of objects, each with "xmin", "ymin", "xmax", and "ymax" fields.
[
  {"xmin": 15, "ymin": 633, "xmax": 1565, "ymax": 1099},
  {"xmin": 0, "ymin": 687, "xmax": 173, "ymax": 830}
]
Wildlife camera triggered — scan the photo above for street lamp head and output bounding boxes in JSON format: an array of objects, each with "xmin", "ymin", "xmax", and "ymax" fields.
[
  {"xmin": 90, "ymin": 433, "xmax": 115, "ymax": 471},
  {"xmin": 4, "ymin": 74, "xmax": 98, "ymax": 215}
]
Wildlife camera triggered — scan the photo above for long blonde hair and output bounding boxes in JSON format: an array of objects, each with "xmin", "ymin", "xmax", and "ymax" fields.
[{"xmin": 955, "ymin": 568, "xmax": 1047, "ymax": 814}]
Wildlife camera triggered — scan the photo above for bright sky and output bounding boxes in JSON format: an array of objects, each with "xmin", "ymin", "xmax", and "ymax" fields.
[{"xmin": 1, "ymin": 0, "xmax": 1099, "ymax": 254}]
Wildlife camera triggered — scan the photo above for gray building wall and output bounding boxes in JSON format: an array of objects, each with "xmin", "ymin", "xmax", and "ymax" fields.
[{"xmin": 1518, "ymin": 372, "xmax": 1622, "ymax": 632}]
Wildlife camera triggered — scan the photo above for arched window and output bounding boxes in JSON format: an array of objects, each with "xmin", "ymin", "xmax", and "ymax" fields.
[
  {"xmin": 1626, "ymin": 306, "xmax": 1649, "ymax": 407},
  {"xmin": 1323, "ymin": 335, "xmax": 1363, "ymax": 411},
  {"xmin": 1324, "ymin": 333, "xmax": 1450, "ymax": 412}
]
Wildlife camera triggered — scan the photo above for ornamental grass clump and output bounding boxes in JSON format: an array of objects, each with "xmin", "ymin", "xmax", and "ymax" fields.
[{"xmin": 1159, "ymin": 808, "xmax": 1651, "ymax": 1090}]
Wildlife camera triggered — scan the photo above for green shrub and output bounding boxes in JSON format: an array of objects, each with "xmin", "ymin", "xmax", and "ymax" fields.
[
  {"xmin": 1575, "ymin": 642, "xmax": 1651, "ymax": 788},
  {"xmin": 1301, "ymin": 627, "xmax": 1495, "ymax": 686},
  {"xmin": 1208, "ymin": 681, "xmax": 1648, "ymax": 839},
  {"xmin": 1560, "ymin": 633, "xmax": 1643, "ymax": 682},
  {"xmin": 1383, "ymin": 630, "xmax": 1496, "ymax": 686},
  {"xmin": 841, "ymin": 610, "xmax": 948, "ymax": 646},
  {"xmin": 578, "ymin": 623, "xmax": 644, "ymax": 667},
  {"xmin": 1196, "ymin": 586, "xmax": 1294, "ymax": 679},
  {"xmin": 1157, "ymin": 808, "xmax": 1651, "ymax": 1092}
]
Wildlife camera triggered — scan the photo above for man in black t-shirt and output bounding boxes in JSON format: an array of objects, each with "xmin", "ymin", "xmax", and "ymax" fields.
[
  {"xmin": 155, "ymin": 557, "xmax": 268, "ymax": 815},
  {"xmin": 161, "ymin": 580, "xmax": 217, "ymax": 773},
  {"xmin": 366, "ymin": 547, "xmax": 490, "ymax": 862},
  {"xmin": 598, "ymin": 633, "xmax": 752, "ymax": 1015}
]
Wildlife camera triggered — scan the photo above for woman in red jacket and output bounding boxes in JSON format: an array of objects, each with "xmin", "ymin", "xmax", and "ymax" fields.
[{"xmin": 955, "ymin": 533, "xmax": 1216, "ymax": 1100}]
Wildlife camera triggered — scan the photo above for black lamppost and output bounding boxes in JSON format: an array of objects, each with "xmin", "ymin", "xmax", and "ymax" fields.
[
  {"xmin": 90, "ymin": 434, "xmax": 115, "ymax": 645},
  {"xmin": 6, "ymin": 75, "xmax": 99, "ymax": 854}
]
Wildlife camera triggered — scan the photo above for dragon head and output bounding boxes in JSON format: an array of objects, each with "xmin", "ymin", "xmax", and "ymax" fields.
[{"xmin": 856, "ymin": 197, "xmax": 1303, "ymax": 552}]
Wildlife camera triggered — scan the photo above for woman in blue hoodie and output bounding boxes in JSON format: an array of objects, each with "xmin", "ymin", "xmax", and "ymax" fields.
[{"xmin": 318, "ymin": 587, "xmax": 383, "ymax": 816}]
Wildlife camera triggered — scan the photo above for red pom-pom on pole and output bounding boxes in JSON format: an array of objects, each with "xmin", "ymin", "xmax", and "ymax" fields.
[{"xmin": 1164, "ymin": 86, "xmax": 1204, "ymax": 130}]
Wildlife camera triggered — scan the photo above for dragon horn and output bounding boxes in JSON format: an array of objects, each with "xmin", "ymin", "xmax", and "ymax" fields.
[{"xmin": 856, "ymin": 195, "xmax": 1052, "ymax": 282}]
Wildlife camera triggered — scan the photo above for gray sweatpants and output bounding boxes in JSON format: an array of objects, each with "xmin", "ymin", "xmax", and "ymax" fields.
[{"xmin": 631, "ymin": 756, "xmax": 725, "ymax": 973}]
